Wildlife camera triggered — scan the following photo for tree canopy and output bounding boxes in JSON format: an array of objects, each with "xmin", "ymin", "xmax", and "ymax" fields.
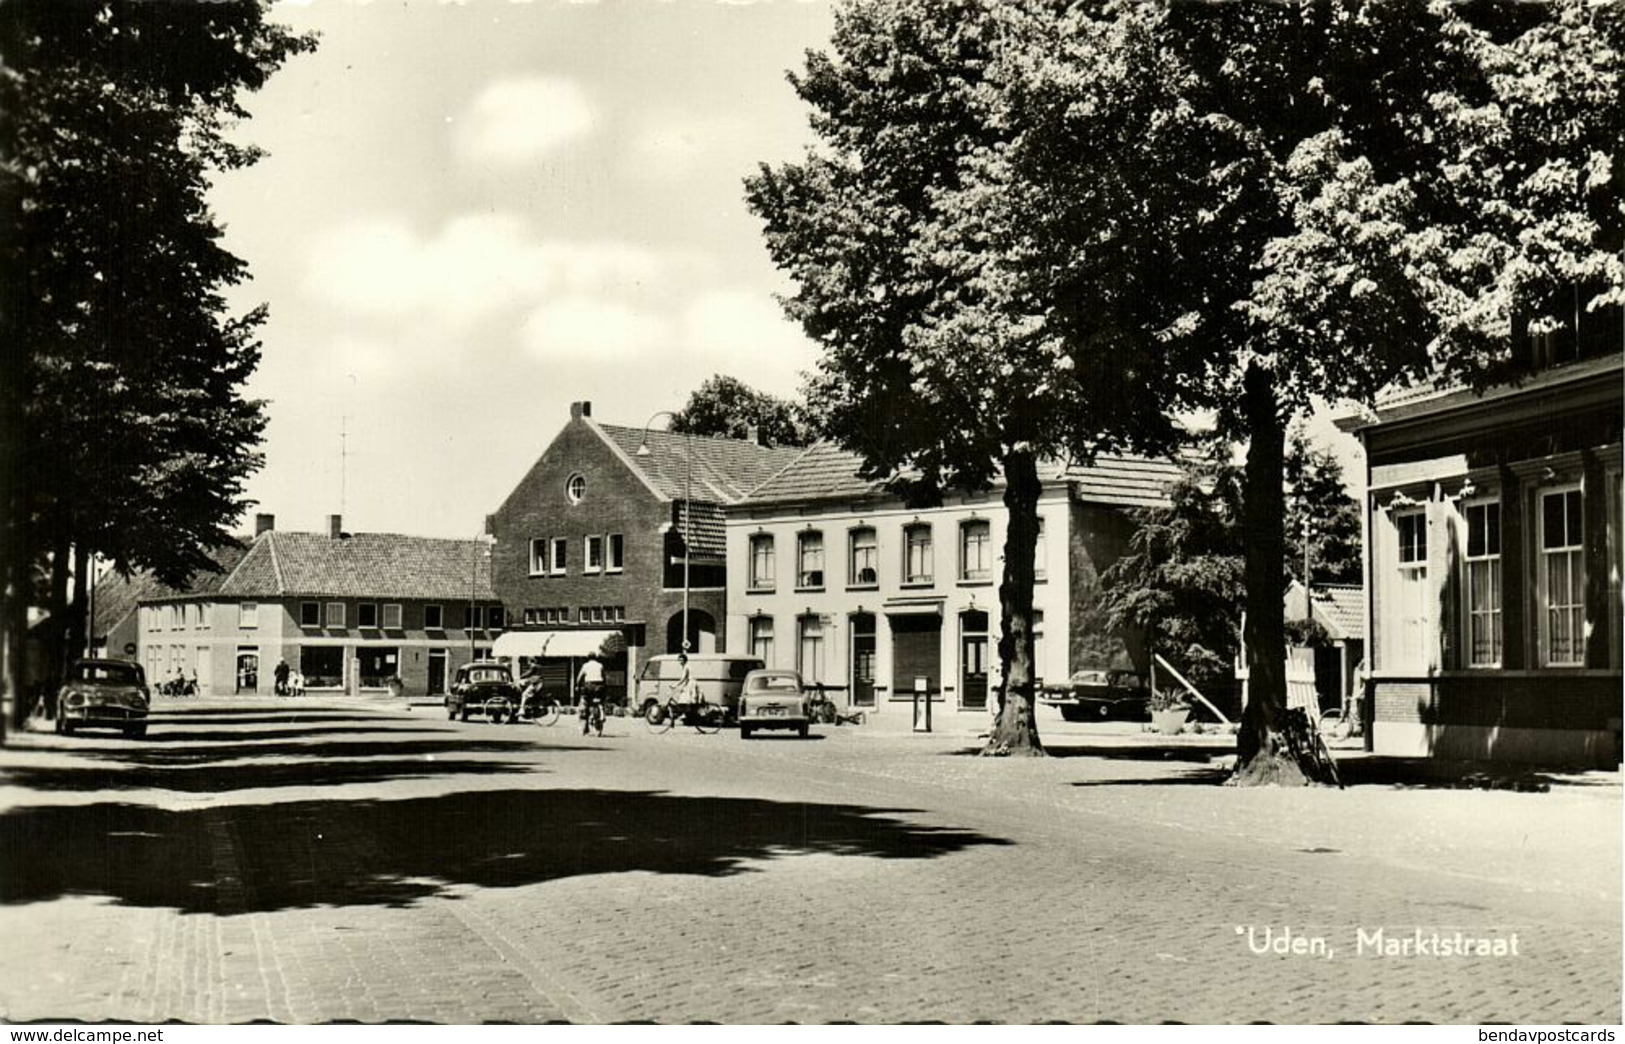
[{"xmin": 670, "ymin": 375, "xmax": 814, "ymax": 448}]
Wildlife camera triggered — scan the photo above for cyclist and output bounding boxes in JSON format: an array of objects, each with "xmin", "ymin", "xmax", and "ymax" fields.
[{"xmin": 576, "ymin": 652, "xmax": 606, "ymax": 736}]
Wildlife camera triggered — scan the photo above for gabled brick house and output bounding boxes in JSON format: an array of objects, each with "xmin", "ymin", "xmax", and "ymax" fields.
[
  {"xmin": 137, "ymin": 514, "xmax": 504, "ymax": 697},
  {"xmin": 488, "ymin": 401, "xmax": 802, "ymax": 700}
]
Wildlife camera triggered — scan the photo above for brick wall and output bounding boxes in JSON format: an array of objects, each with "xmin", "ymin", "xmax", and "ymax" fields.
[{"xmin": 1373, "ymin": 674, "xmax": 1619, "ymax": 730}]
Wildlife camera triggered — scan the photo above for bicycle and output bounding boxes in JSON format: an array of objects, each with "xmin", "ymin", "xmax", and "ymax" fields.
[
  {"xmin": 1281, "ymin": 707, "xmax": 1343, "ymax": 789},
  {"xmin": 643, "ymin": 688, "xmax": 725, "ymax": 734},
  {"xmin": 579, "ymin": 688, "xmax": 606, "ymax": 737}
]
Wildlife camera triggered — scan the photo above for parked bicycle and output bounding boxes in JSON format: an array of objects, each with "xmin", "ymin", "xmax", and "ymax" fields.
[
  {"xmin": 643, "ymin": 686, "xmax": 725, "ymax": 734},
  {"xmin": 159, "ymin": 673, "xmax": 198, "ymax": 698}
]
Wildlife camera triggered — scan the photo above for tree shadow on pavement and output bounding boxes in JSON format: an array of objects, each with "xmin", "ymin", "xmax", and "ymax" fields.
[
  {"xmin": 144, "ymin": 713, "xmax": 396, "ymax": 727},
  {"xmin": 1067, "ymin": 767, "xmax": 1229, "ymax": 787},
  {"xmin": 0, "ymin": 789, "xmax": 1010, "ymax": 914},
  {"xmin": 142, "ymin": 725, "xmax": 456, "ymax": 744},
  {"xmin": 0, "ymin": 755, "xmax": 562, "ymax": 793},
  {"xmin": 64, "ymin": 738, "xmax": 554, "ymax": 767}
]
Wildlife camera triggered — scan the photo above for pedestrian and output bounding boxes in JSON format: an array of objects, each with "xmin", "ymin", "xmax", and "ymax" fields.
[
  {"xmin": 274, "ymin": 658, "xmax": 290, "ymax": 697},
  {"xmin": 288, "ymin": 668, "xmax": 305, "ymax": 697}
]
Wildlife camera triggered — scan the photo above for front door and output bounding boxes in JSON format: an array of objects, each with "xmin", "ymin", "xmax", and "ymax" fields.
[
  {"xmin": 850, "ymin": 613, "xmax": 876, "ymax": 707},
  {"xmin": 195, "ymin": 647, "xmax": 211, "ymax": 695},
  {"xmin": 235, "ymin": 649, "xmax": 258, "ymax": 694},
  {"xmin": 427, "ymin": 650, "xmax": 447, "ymax": 695}
]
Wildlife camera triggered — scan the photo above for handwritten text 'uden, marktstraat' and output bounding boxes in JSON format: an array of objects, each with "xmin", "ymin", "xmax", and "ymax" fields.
[{"xmin": 1236, "ymin": 925, "xmax": 1522, "ymax": 961}]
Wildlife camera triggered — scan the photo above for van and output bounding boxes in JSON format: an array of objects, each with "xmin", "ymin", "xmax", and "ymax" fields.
[{"xmin": 634, "ymin": 653, "xmax": 765, "ymax": 719}]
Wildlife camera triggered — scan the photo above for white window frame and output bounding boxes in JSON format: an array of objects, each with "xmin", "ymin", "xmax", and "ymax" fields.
[
  {"xmin": 550, "ymin": 537, "xmax": 568, "ymax": 576},
  {"xmin": 238, "ymin": 602, "xmax": 258, "ymax": 629},
  {"xmin": 959, "ymin": 519, "xmax": 992, "ymax": 582},
  {"xmin": 797, "ymin": 530, "xmax": 825, "ymax": 589},
  {"xmin": 382, "ymin": 603, "xmax": 403, "ymax": 630},
  {"xmin": 326, "ymin": 601, "xmax": 346, "ymax": 629},
  {"xmin": 529, "ymin": 538, "xmax": 547, "ymax": 577},
  {"xmin": 849, "ymin": 527, "xmax": 878, "ymax": 587},
  {"xmin": 1389, "ymin": 509, "xmax": 1429, "ymax": 670},
  {"xmin": 424, "ymin": 603, "xmax": 443, "ymax": 630},
  {"xmin": 904, "ymin": 523, "xmax": 933, "ymax": 585},
  {"xmin": 607, "ymin": 533, "xmax": 624, "ymax": 573},
  {"xmin": 358, "ymin": 602, "xmax": 379, "ymax": 629},
  {"xmin": 468, "ymin": 605, "xmax": 484, "ymax": 630},
  {"xmin": 1461, "ymin": 498, "xmax": 1502, "ymax": 668},
  {"xmin": 1538, "ymin": 485, "xmax": 1585, "ymax": 668},
  {"xmin": 585, "ymin": 534, "xmax": 604, "ymax": 574},
  {"xmin": 566, "ymin": 473, "xmax": 586, "ymax": 504},
  {"xmin": 1034, "ymin": 517, "xmax": 1048, "ymax": 581},
  {"xmin": 797, "ymin": 615, "xmax": 825, "ymax": 685},
  {"xmin": 749, "ymin": 616, "xmax": 775, "ymax": 664},
  {"xmin": 749, "ymin": 534, "xmax": 776, "ymax": 590}
]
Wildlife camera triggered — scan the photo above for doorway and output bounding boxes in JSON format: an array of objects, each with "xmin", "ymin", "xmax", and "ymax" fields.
[
  {"xmin": 850, "ymin": 613, "xmax": 876, "ymax": 707},
  {"xmin": 889, "ymin": 613, "xmax": 941, "ymax": 697},
  {"xmin": 235, "ymin": 648, "xmax": 259, "ymax": 694},
  {"xmin": 428, "ymin": 649, "xmax": 447, "ymax": 695},
  {"xmin": 960, "ymin": 610, "xmax": 989, "ymax": 711}
]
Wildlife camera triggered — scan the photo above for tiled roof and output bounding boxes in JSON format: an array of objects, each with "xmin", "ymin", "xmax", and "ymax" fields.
[
  {"xmin": 1311, "ymin": 584, "xmax": 1365, "ymax": 642},
  {"xmin": 675, "ymin": 501, "xmax": 727, "ymax": 559},
  {"xmin": 149, "ymin": 531, "xmax": 502, "ymax": 602},
  {"xmin": 596, "ymin": 423, "xmax": 804, "ymax": 504},
  {"xmin": 743, "ymin": 442, "xmax": 1181, "ymax": 508},
  {"xmin": 106, "ymin": 543, "xmax": 250, "ymax": 626}
]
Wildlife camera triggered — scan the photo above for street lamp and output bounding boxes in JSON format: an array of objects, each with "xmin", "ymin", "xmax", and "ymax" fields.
[{"xmin": 637, "ymin": 411, "xmax": 692, "ymax": 653}]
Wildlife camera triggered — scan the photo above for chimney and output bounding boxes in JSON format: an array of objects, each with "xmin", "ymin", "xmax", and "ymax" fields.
[
  {"xmin": 328, "ymin": 514, "xmax": 343, "ymax": 539},
  {"xmin": 745, "ymin": 424, "xmax": 761, "ymax": 446},
  {"xmin": 570, "ymin": 401, "xmax": 591, "ymax": 419},
  {"xmin": 254, "ymin": 513, "xmax": 275, "ymax": 537}
]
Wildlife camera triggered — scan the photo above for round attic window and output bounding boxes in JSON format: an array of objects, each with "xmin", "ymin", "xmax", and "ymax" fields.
[{"xmin": 566, "ymin": 473, "xmax": 586, "ymax": 504}]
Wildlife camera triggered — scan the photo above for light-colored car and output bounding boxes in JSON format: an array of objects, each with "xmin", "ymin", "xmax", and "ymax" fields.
[
  {"xmin": 737, "ymin": 668, "xmax": 812, "ymax": 739},
  {"xmin": 635, "ymin": 653, "xmax": 763, "ymax": 721},
  {"xmin": 57, "ymin": 658, "xmax": 150, "ymax": 738}
]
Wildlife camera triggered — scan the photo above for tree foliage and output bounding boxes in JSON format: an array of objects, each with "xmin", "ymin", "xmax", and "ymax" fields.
[
  {"xmin": 0, "ymin": 0, "xmax": 314, "ymax": 715},
  {"xmin": 1284, "ymin": 426, "xmax": 1362, "ymax": 588},
  {"xmin": 670, "ymin": 375, "xmax": 814, "ymax": 448}
]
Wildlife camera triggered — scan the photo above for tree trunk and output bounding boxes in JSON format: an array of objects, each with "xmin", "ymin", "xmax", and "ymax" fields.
[
  {"xmin": 983, "ymin": 449, "xmax": 1045, "ymax": 757},
  {"xmin": 1230, "ymin": 362, "xmax": 1306, "ymax": 786}
]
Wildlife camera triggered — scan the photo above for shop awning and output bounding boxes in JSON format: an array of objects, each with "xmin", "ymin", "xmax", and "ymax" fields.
[
  {"xmin": 881, "ymin": 598, "xmax": 945, "ymax": 616},
  {"xmin": 492, "ymin": 629, "xmax": 621, "ymax": 659}
]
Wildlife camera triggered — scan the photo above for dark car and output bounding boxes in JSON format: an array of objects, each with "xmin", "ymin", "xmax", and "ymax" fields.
[
  {"xmin": 445, "ymin": 660, "xmax": 522, "ymax": 723},
  {"xmin": 1044, "ymin": 669, "xmax": 1150, "ymax": 722},
  {"xmin": 57, "ymin": 658, "xmax": 150, "ymax": 738}
]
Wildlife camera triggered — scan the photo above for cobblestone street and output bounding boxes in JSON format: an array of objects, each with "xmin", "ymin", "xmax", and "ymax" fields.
[{"xmin": 0, "ymin": 698, "xmax": 1618, "ymax": 1024}]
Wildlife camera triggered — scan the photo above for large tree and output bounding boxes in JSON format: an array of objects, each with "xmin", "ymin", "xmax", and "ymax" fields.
[
  {"xmin": 996, "ymin": 0, "xmax": 1621, "ymax": 783},
  {"xmin": 671, "ymin": 375, "xmax": 814, "ymax": 448},
  {"xmin": 0, "ymin": 0, "xmax": 314, "ymax": 727},
  {"xmin": 747, "ymin": 0, "xmax": 1186, "ymax": 755}
]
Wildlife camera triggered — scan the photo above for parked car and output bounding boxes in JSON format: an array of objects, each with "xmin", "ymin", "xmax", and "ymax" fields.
[
  {"xmin": 445, "ymin": 660, "xmax": 522, "ymax": 723},
  {"xmin": 1042, "ymin": 669, "xmax": 1150, "ymax": 722},
  {"xmin": 737, "ymin": 669, "xmax": 812, "ymax": 739},
  {"xmin": 56, "ymin": 658, "xmax": 149, "ymax": 738},
  {"xmin": 634, "ymin": 653, "xmax": 764, "ymax": 722}
]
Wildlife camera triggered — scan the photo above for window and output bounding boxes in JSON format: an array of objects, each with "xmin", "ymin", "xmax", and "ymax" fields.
[
  {"xmin": 849, "ymin": 527, "xmax": 878, "ymax": 586},
  {"xmin": 467, "ymin": 605, "xmax": 484, "ymax": 630},
  {"xmin": 1463, "ymin": 501, "xmax": 1502, "ymax": 667},
  {"xmin": 749, "ymin": 534, "xmax": 775, "ymax": 590},
  {"xmin": 1392, "ymin": 510, "xmax": 1428, "ymax": 668},
  {"xmin": 1540, "ymin": 488, "xmax": 1585, "ymax": 667},
  {"xmin": 904, "ymin": 524, "xmax": 933, "ymax": 584},
  {"xmin": 358, "ymin": 602, "xmax": 378, "ymax": 629},
  {"xmin": 301, "ymin": 646, "xmax": 343, "ymax": 689},
  {"xmin": 488, "ymin": 605, "xmax": 504, "ymax": 630},
  {"xmin": 798, "ymin": 531, "xmax": 825, "ymax": 588},
  {"xmin": 300, "ymin": 601, "xmax": 320, "ymax": 628},
  {"xmin": 960, "ymin": 519, "xmax": 992, "ymax": 581},
  {"xmin": 357, "ymin": 647, "xmax": 398, "ymax": 689},
  {"xmin": 586, "ymin": 535, "xmax": 604, "ymax": 573},
  {"xmin": 326, "ymin": 601, "xmax": 346, "ymax": 628},
  {"xmin": 239, "ymin": 602, "xmax": 258, "ymax": 629},
  {"xmin": 424, "ymin": 603, "xmax": 443, "ymax": 630},
  {"xmin": 566, "ymin": 473, "xmax": 586, "ymax": 504},
  {"xmin": 607, "ymin": 534, "xmax": 624, "ymax": 572},
  {"xmin": 749, "ymin": 616, "xmax": 775, "ymax": 664},
  {"xmin": 550, "ymin": 537, "xmax": 568, "ymax": 576},
  {"xmin": 1034, "ymin": 517, "xmax": 1048, "ymax": 581},
  {"xmin": 382, "ymin": 603, "xmax": 403, "ymax": 630},
  {"xmin": 529, "ymin": 538, "xmax": 547, "ymax": 577},
  {"xmin": 798, "ymin": 615, "xmax": 826, "ymax": 685}
]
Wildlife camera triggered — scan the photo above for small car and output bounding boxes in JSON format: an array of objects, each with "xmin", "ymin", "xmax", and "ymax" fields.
[
  {"xmin": 445, "ymin": 660, "xmax": 522, "ymax": 723},
  {"xmin": 1045, "ymin": 669, "xmax": 1151, "ymax": 722},
  {"xmin": 737, "ymin": 668, "xmax": 812, "ymax": 739},
  {"xmin": 57, "ymin": 658, "xmax": 150, "ymax": 738}
]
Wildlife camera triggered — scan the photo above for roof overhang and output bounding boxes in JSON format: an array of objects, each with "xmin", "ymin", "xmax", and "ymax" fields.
[{"xmin": 492, "ymin": 629, "xmax": 621, "ymax": 659}]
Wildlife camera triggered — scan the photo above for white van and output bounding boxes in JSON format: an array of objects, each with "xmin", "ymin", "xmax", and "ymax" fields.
[{"xmin": 635, "ymin": 654, "xmax": 764, "ymax": 719}]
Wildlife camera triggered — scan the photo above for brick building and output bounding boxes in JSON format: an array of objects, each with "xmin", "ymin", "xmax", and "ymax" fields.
[
  {"xmin": 488, "ymin": 401, "xmax": 802, "ymax": 700},
  {"xmin": 1338, "ymin": 334, "xmax": 1622, "ymax": 766},
  {"xmin": 723, "ymin": 441, "xmax": 1181, "ymax": 725},
  {"xmin": 137, "ymin": 514, "xmax": 505, "ymax": 697}
]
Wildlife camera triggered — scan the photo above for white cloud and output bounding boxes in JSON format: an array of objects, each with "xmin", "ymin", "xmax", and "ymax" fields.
[
  {"xmin": 678, "ymin": 289, "xmax": 817, "ymax": 392},
  {"xmin": 456, "ymin": 76, "xmax": 592, "ymax": 165},
  {"xmin": 520, "ymin": 298, "xmax": 671, "ymax": 363},
  {"xmin": 305, "ymin": 215, "xmax": 686, "ymax": 327}
]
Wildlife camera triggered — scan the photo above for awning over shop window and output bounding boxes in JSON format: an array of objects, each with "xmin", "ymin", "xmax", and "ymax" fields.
[{"xmin": 492, "ymin": 629, "xmax": 621, "ymax": 659}]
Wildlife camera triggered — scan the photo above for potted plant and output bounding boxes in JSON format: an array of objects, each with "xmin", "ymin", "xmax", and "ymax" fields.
[{"xmin": 1148, "ymin": 687, "xmax": 1190, "ymax": 735}]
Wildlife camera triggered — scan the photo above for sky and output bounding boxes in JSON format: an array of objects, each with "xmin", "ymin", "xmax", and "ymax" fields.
[{"xmin": 212, "ymin": 0, "xmax": 1362, "ymax": 540}]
